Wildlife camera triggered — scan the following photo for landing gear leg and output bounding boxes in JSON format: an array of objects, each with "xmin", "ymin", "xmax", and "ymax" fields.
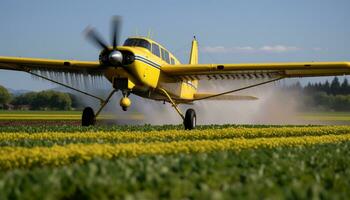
[
  {"xmin": 158, "ymin": 88, "xmax": 197, "ymax": 130},
  {"xmin": 81, "ymin": 89, "xmax": 117, "ymax": 126}
]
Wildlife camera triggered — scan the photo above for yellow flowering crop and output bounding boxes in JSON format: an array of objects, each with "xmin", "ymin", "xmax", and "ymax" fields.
[
  {"xmin": 1, "ymin": 133, "xmax": 350, "ymax": 169},
  {"xmin": 1, "ymin": 126, "xmax": 350, "ymax": 143}
]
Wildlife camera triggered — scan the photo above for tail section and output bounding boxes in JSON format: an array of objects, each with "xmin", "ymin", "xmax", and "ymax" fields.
[
  {"xmin": 189, "ymin": 37, "xmax": 199, "ymax": 95},
  {"xmin": 189, "ymin": 36, "xmax": 198, "ymax": 64},
  {"xmin": 179, "ymin": 37, "xmax": 199, "ymax": 100}
]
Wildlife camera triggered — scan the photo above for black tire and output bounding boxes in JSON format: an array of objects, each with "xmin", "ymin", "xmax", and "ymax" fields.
[
  {"xmin": 82, "ymin": 107, "xmax": 95, "ymax": 126},
  {"xmin": 184, "ymin": 108, "xmax": 196, "ymax": 130}
]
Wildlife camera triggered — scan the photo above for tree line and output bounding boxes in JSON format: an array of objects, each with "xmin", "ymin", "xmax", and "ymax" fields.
[
  {"xmin": 285, "ymin": 77, "xmax": 350, "ymax": 111},
  {"xmin": 304, "ymin": 77, "xmax": 350, "ymax": 96},
  {"xmin": 0, "ymin": 86, "xmax": 75, "ymax": 110}
]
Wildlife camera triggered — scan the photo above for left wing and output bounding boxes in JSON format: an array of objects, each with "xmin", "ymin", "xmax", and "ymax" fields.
[
  {"xmin": 161, "ymin": 61, "xmax": 350, "ymax": 80},
  {"xmin": 0, "ymin": 56, "xmax": 101, "ymax": 74}
]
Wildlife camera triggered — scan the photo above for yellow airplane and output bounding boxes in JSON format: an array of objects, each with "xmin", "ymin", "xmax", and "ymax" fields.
[{"xmin": 0, "ymin": 17, "xmax": 349, "ymax": 129}]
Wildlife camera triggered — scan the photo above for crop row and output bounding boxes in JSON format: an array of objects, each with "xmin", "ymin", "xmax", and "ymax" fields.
[
  {"xmin": 1, "ymin": 126, "xmax": 350, "ymax": 147},
  {"xmin": 1, "ymin": 142, "xmax": 349, "ymax": 199},
  {"xmin": 0, "ymin": 124, "xmax": 320, "ymax": 133},
  {"xmin": 1, "ymin": 134, "xmax": 350, "ymax": 169}
]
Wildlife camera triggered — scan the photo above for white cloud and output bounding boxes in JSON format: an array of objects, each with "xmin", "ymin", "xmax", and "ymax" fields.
[
  {"xmin": 202, "ymin": 45, "xmax": 302, "ymax": 54},
  {"xmin": 202, "ymin": 46, "xmax": 227, "ymax": 53},
  {"xmin": 312, "ymin": 47, "xmax": 322, "ymax": 51},
  {"xmin": 202, "ymin": 46, "xmax": 255, "ymax": 53},
  {"xmin": 259, "ymin": 45, "xmax": 300, "ymax": 53}
]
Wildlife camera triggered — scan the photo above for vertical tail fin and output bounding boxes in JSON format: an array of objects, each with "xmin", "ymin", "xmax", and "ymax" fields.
[
  {"xmin": 178, "ymin": 37, "xmax": 199, "ymax": 99},
  {"xmin": 189, "ymin": 36, "xmax": 199, "ymax": 93},
  {"xmin": 189, "ymin": 36, "xmax": 198, "ymax": 64}
]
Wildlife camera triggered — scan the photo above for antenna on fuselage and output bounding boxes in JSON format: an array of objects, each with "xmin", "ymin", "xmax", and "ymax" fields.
[{"xmin": 147, "ymin": 29, "xmax": 152, "ymax": 38}]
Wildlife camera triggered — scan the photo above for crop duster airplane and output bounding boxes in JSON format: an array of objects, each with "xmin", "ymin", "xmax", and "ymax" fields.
[{"xmin": 0, "ymin": 17, "xmax": 350, "ymax": 129}]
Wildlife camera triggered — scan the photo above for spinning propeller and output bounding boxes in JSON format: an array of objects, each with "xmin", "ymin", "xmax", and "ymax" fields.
[{"xmin": 84, "ymin": 16, "xmax": 128, "ymax": 66}]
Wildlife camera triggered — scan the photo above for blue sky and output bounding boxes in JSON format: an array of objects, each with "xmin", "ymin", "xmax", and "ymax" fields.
[{"xmin": 0, "ymin": 0, "xmax": 349, "ymax": 90}]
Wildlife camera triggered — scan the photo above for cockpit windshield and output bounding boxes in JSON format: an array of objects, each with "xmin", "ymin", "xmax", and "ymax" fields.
[{"xmin": 123, "ymin": 38, "xmax": 151, "ymax": 51}]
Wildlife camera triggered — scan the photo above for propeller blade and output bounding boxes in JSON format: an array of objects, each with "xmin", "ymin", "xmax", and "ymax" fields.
[
  {"xmin": 111, "ymin": 15, "xmax": 122, "ymax": 49},
  {"xmin": 84, "ymin": 26, "xmax": 109, "ymax": 50}
]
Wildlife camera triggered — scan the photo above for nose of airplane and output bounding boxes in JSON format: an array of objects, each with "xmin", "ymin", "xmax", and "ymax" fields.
[{"xmin": 108, "ymin": 50, "xmax": 123, "ymax": 65}]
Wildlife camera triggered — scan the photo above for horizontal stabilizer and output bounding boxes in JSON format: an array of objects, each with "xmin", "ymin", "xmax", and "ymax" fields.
[{"xmin": 194, "ymin": 93, "xmax": 258, "ymax": 101}]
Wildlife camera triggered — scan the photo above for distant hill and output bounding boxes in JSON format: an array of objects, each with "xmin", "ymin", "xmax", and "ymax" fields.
[{"xmin": 7, "ymin": 88, "xmax": 32, "ymax": 96}]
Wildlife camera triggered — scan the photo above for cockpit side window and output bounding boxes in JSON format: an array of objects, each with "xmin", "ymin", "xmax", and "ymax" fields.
[
  {"xmin": 161, "ymin": 48, "xmax": 166, "ymax": 61},
  {"xmin": 161, "ymin": 48, "xmax": 170, "ymax": 64},
  {"xmin": 137, "ymin": 40, "xmax": 151, "ymax": 51},
  {"xmin": 123, "ymin": 39, "xmax": 151, "ymax": 51},
  {"xmin": 151, "ymin": 43, "xmax": 160, "ymax": 57},
  {"xmin": 123, "ymin": 39, "xmax": 134, "ymax": 46},
  {"xmin": 164, "ymin": 51, "xmax": 170, "ymax": 64},
  {"xmin": 170, "ymin": 57, "xmax": 175, "ymax": 65}
]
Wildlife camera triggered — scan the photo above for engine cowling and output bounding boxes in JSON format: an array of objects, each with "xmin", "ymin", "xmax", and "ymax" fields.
[{"xmin": 99, "ymin": 49, "xmax": 134, "ymax": 66}]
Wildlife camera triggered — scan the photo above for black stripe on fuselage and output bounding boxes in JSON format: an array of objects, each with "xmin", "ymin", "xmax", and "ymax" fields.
[{"xmin": 134, "ymin": 55, "xmax": 161, "ymax": 69}]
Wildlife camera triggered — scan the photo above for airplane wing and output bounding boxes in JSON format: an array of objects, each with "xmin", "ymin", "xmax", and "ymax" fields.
[
  {"xmin": 0, "ymin": 56, "xmax": 101, "ymax": 75},
  {"xmin": 161, "ymin": 61, "xmax": 350, "ymax": 80}
]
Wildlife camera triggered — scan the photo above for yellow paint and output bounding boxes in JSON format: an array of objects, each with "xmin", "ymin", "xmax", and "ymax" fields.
[{"xmin": 120, "ymin": 97, "xmax": 131, "ymax": 108}]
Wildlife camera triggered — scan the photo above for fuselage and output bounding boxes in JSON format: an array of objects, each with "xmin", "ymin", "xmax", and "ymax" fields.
[{"xmin": 103, "ymin": 37, "xmax": 198, "ymax": 102}]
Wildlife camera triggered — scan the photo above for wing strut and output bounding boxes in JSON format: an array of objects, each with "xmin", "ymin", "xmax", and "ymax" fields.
[
  {"xmin": 192, "ymin": 77, "xmax": 283, "ymax": 102},
  {"xmin": 158, "ymin": 88, "xmax": 185, "ymax": 120},
  {"xmin": 27, "ymin": 70, "xmax": 104, "ymax": 102}
]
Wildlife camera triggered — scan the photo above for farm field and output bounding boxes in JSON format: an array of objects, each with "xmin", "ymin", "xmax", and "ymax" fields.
[
  {"xmin": 0, "ymin": 110, "xmax": 143, "ymax": 120},
  {"xmin": 2, "ymin": 110, "xmax": 350, "ymax": 125},
  {"xmin": 298, "ymin": 112, "xmax": 350, "ymax": 124},
  {"xmin": 0, "ymin": 110, "xmax": 143, "ymax": 126},
  {"xmin": 0, "ymin": 123, "xmax": 350, "ymax": 199}
]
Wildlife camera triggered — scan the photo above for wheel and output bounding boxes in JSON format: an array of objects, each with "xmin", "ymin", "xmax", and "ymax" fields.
[
  {"xmin": 82, "ymin": 107, "xmax": 95, "ymax": 126},
  {"xmin": 184, "ymin": 108, "xmax": 196, "ymax": 130}
]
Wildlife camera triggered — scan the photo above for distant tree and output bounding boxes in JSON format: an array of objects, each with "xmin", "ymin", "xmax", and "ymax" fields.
[
  {"xmin": 340, "ymin": 78, "xmax": 349, "ymax": 95},
  {"xmin": 13, "ymin": 90, "xmax": 72, "ymax": 110},
  {"xmin": 0, "ymin": 85, "xmax": 11, "ymax": 108},
  {"xmin": 312, "ymin": 92, "xmax": 331, "ymax": 109},
  {"xmin": 292, "ymin": 82, "xmax": 302, "ymax": 91},
  {"xmin": 330, "ymin": 77, "xmax": 341, "ymax": 95},
  {"xmin": 68, "ymin": 93, "xmax": 83, "ymax": 109},
  {"xmin": 50, "ymin": 92, "xmax": 72, "ymax": 110},
  {"xmin": 331, "ymin": 95, "xmax": 350, "ymax": 111},
  {"xmin": 12, "ymin": 92, "xmax": 36, "ymax": 106},
  {"xmin": 304, "ymin": 83, "xmax": 314, "ymax": 93},
  {"xmin": 315, "ymin": 83, "xmax": 321, "ymax": 92},
  {"xmin": 323, "ymin": 80, "xmax": 330, "ymax": 94},
  {"xmin": 31, "ymin": 91, "xmax": 51, "ymax": 110}
]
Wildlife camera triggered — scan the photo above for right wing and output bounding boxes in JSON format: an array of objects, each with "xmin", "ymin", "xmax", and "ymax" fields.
[{"xmin": 161, "ymin": 61, "xmax": 350, "ymax": 80}]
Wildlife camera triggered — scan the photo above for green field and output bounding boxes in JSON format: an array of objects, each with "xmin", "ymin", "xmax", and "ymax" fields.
[
  {"xmin": 0, "ymin": 110, "xmax": 143, "ymax": 121},
  {"xmin": 1, "ymin": 112, "xmax": 350, "ymax": 199},
  {"xmin": 1, "ymin": 142, "xmax": 349, "ymax": 199},
  {"xmin": 299, "ymin": 112, "xmax": 350, "ymax": 122}
]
